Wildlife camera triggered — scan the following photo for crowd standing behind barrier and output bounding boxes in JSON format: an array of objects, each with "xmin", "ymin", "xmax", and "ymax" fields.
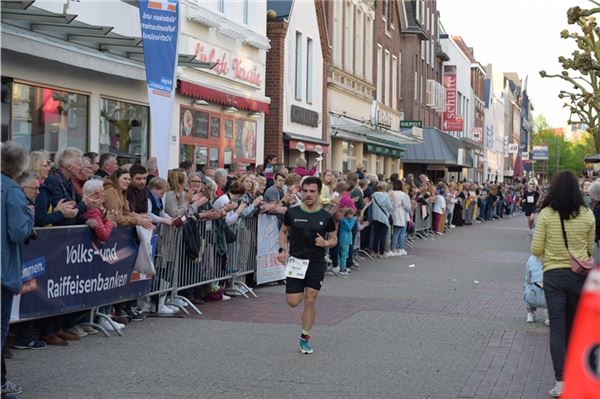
[{"xmin": 1, "ymin": 142, "xmax": 540, "ymax": 397}]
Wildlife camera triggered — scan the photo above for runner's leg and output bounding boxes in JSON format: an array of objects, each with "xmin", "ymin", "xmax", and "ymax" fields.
[
  {"xmin": 301, "ymin": 288, "xmax": 320, "ymax": 332},
  {"xmin": 286, "ymin": 292, "xmax": 304, "ymax": 308}
]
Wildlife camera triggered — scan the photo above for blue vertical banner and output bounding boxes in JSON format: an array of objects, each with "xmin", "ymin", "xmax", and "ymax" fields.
[{"xmin": 139, "ymin": 0, "xmax": 179, "ymax": 176}]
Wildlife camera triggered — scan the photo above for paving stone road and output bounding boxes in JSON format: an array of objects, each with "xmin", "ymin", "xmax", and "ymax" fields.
[{"xmin": 8, "ymin": 215, "xmax": 556, "ymax": 399}]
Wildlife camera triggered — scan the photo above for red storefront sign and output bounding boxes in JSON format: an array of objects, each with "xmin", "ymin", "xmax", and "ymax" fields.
[
  {"xmin": 443, "ymin": 65, "xmax": 464, "ymax": 132},
  {"xmin": 289, "ymin": 140, "xmax": 328, "ymax": 154}
]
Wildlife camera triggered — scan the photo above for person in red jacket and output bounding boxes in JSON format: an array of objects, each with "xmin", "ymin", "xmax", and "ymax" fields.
[{"xmin": 82, "ymin": 178, "xmax": 116, "ymax": 242}]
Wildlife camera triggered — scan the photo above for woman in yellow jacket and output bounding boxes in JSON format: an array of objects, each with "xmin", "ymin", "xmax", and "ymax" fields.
[{"xmin": 530, "ymin": 171, "xmax": 595, "ymax": 398}]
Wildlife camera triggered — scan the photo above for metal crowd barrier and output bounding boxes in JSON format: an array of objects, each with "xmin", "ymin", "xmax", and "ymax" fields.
[
  {"xmin": 413, "ymin": 203, "xmax": 434, "ymax": 239},
  {"xmin": 151, "ymin": 215, "xmax": 259, "ymax": 315}
]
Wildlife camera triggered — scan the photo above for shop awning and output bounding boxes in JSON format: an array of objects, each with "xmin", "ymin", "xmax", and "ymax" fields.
[
  {"xmin": 283, "ymin": 132, "xmax": 329, "ymax": 146},
  {"xmin": 178, "ymin": 80, "xmax": 270, "ymax": 114},
  {"xmin": 1, "ymin": 2, "xmax": 217, "ymax": 80},
  {"xmin": 329, "ymin": 113, "xmax": 419, "ymax": 157},
  {"xmin": 401, "ymin": 127, "xmax": 473, "ymax": 167}
]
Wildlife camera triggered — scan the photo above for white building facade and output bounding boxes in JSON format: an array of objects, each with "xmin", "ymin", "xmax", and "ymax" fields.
[
  {"xmin": 2, "ymin": 0, "xmax": 269, "ymax": 171},
  {"xmin": 281, "ymin": 0, "xmax": 326, "ymax": 167}
]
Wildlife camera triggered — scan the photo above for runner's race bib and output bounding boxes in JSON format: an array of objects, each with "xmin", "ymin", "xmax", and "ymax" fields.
[
  {"xmin": 528, "ymin": 195, "xmax": 534, "ymax": 203},
  {"xmin": 285, "ymin": 256, "xmax": 310, "ymax": 279}
]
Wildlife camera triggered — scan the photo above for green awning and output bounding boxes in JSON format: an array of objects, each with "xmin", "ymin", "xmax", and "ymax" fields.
[{"xmin": 367, "ymin": 144, "xmax": 403, "ymax": 158}]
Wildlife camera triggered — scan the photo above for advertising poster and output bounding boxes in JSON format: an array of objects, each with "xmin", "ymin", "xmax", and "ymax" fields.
[
  {"xmin": 256, "ymin": 214, "xmax": 286, "ymax": 285},
  {"xmin": 11, "ymin": 227, "xmax": 152, "ymax": 322},
  {"xmin": 139, "ymin": 0, "xmax": 179, "ymax": 176}
]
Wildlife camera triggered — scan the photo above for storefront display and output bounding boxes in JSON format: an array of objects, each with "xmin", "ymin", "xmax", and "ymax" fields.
[
  {"xmin": 178, "ymin": 105, "xmax": 256, "ymax": 170},
  {"xmin": 9, "ymin": 81, "xmax": 88, "ymax": 153},
  {"xmin": 100, "ymin": 98, "xmax": 149, "ymax": 164}
]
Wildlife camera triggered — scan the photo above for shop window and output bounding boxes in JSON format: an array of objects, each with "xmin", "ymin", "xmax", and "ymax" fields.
[
  {"xmin": 100, "ymin": 98, "xmax": 149, "ymax": 164},
  {"xmin": 342, "ymin": 141, "xmax": 356, "ymax": 172},
  {"xmin": 210, "ymin": 116, "xmax": 220, "ymax": 138},
  {"xmin": 224, "ymin": 148, "xmax": 233, "ymax": 171},
  {"xmin": 224, "ymin": 119, "xmax": 234, "ymax": 139},
  {"xmin": 235, "ymin": 120, "xmax": 257, "ymax": 161},
  {"xmin": 196, "ymin": 146, "xmax": 208, "ymax": 169},
  {"xmin": 209, "ymin": 147, "xmax": 219, "ymax": 167},
  {"xmin": 180, "ymin": 144, "xmax": 194, "ymax": 163},
  {"xmin": 10, "ymin": 82, "xmax": 88, "ymax": 153},
  {"xmin": 180, "ymin": 107, "xmax": 208, "ymax": 139}
]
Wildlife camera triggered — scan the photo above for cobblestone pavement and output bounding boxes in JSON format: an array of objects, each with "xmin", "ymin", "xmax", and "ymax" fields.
[{"xmin": 9, "ymin": 215, "xmax": 556, "ymax": 399}]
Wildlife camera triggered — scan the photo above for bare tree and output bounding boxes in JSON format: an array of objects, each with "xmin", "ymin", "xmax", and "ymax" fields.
[{"xmin": 540, "ymin": 0, "xmax": 600, "ymax": 152}]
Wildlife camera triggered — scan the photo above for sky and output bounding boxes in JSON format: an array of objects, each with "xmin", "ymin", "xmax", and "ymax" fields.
[{"xmin": 437, "ymin": 0, "xmax": 591, "ymax": 129}]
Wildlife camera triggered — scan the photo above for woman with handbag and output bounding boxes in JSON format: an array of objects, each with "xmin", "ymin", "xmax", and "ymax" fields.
[
  {"xmin": 530, "ymin": 171, "xmax": 595, "ymax": 398},
  {"xmin": 370, "ymin": 182, "xmax": 393, "ymax": 258}
]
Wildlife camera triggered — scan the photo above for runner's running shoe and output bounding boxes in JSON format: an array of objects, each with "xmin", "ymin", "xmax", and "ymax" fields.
[{"xmin": 300, "ymin": 338, "xmax": 313, "ymax": 354}]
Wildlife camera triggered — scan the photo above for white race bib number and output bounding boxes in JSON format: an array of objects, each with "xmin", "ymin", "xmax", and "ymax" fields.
[
  {"xmin": 285, "ymin": 256, "xmax": 310, "ymax": 279},
  {"xmin": 528, "ymin": 196, "xmax": 534, "ymax": 203}
]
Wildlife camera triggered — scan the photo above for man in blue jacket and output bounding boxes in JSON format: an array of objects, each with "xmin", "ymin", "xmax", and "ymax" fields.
[
  {"xmin": 1, "ymin": 141, "xmax": 34, "ymax": 397},
  {"xmin": 34, "ymin": 147, "xmax": 101, "ymax": 227}
]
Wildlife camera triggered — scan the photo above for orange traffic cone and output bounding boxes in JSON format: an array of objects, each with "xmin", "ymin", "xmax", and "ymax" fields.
[{"xmin": 562, "ymin": 268, "xmax": 600, "ymax": 398}]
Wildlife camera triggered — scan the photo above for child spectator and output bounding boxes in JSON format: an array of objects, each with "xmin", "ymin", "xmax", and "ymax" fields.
[
  {"xmin": 338, "ymin": 207, "xmax": 356, "ymax": 275},
  {"xmin": 523, "ymin": 255, "xmax": 549, "ymax": 326},
  {"xmin": 82, "ymin": 179, "xmax": 115, "ymax": 242}
]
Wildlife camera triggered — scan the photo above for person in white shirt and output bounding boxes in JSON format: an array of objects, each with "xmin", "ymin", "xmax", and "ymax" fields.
[
  {"xmin": 390, "ymin": 180, "xmax": 412, "ymax": 256},
  {"xmin": 433, "ymin": 185, "xmax": 447, "ymax": 235}
]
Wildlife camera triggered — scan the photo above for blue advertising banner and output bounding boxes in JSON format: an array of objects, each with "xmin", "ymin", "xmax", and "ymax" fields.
[
  {"xmin": 139, "ymin": 0, "xmax": 179, "ymax": 177},
  {"xmin": 139, "ymin": 0, "xmax": 179, "ymax": 94},
  {"xmin": 10, "ymin": 226, "xmax": 153, "ymax": 322}
]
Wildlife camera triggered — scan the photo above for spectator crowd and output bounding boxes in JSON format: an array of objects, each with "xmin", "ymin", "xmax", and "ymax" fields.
[{"xmin": 1, "ymin": 140, "xmax": 586, "ymax": 397}]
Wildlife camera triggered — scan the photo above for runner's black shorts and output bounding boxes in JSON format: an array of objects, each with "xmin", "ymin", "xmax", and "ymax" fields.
[
  {"xmin": 525, "ymin": 210, "xmax": 535, "ymax": 217},
  {"xmin": 285, "ymin": 260, "xmax": 326, "ymax": 294}
]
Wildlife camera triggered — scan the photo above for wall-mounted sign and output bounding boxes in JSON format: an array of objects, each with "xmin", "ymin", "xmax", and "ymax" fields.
[
  {"xmin": 183, "ymin": 36, "xmax": 264, "ymax": 88},
  {"xmin": 289, "ymin": 140, "xmax": 329, "ymax": 154},
  {"xmin": 290, "ymin": 105, "xmax": 319, "ymax": 128},
  {"xmin": 508, "ymin": 143, "xmax": 519, "ymax": 154},
  {"xmin": 443, "ymin": 65, "xmax": 464, "ymax": 132},
  {"xmin": 370, "ymin": 101, "xmax": 393, "ymax": 128},
  {"xmin": 471, "ymin": 127, "xmax": 483, "ymax": 142},
  {"xmin": 532, "ymin": 146, "xmax": 549, "ymax": 160},
  {"xmin": 367, "ymin": 144, "xmax": 402, "ymax": 158},
  {"xmin": 485, "ymin": 125, "xmax": 494, "ymax": 149},
  {"xmin": 400, "ymin": 120, "xmax": 423, "ymax": 128}
]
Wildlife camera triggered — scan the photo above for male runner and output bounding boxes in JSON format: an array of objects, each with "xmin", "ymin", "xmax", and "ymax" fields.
[
  {"xmin": 277, "ymin": 176, "xmax": 337, "ymax": 354},
  {"xmin": 523, "ymin": 182, "xmax": 539, "ymax": 236}
]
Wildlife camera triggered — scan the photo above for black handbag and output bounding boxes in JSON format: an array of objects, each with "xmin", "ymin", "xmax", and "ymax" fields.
[{"xmin": 224, "ymin": 225, "xmax": 237, "ymax": 243}]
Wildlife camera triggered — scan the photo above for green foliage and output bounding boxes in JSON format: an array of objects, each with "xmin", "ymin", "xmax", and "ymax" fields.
[
  {"xmin": 539, "ymin": 0, "xmax": 600, "ymax": 152},
  {"xmin": 531, "ymin": 126, "xmax": 595, "ymax": 177}
]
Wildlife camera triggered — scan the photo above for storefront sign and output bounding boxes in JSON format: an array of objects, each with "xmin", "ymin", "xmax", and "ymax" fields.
[
  {"xmin": 289, "ymin": 140, "xmax": 328, "ymax": 154},
  {"xmin": 184, "ymin": 36, "xmax": 264, "ymax": 88},
  {"xmin": 532, "ymin": 146, "xmax": 549, "ymax": 160},
  {"xmin": 508, "ymin": 143, "xmax": 519, "ymax": 154},
  {"xmin": 443, "ymin": 65, "xmax": 464, "ymax": 132},
  {"xmin": 370, "ymin": 101, "xmax": 394, "ymax": 128},
  {"xmin": 290, "ymin": 105, "xmax": 319, "ymax": 127},
  {"xmin": 471, "ymin": 127, "xmax": 483, "ymax": 142},
  {"xmin": 367, "ymin": 144, "xmax": 402, "ymax": 158},
  {"xmin": 400, "ymin": 120, "xmax": 423, "ymax": 128},
  {"xmin": 139, "ymin": 0, "xmax": 179, "ymax": 176}
]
